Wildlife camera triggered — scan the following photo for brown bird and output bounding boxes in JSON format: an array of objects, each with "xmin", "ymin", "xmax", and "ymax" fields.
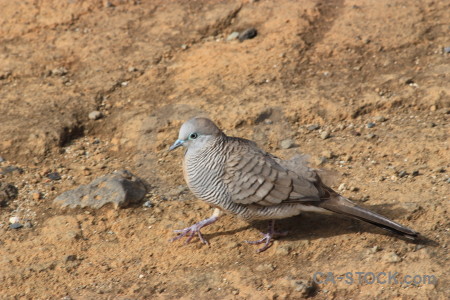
[{"xmin": 169, "ymin": 117, "xmax": 418, "ymax": 252}]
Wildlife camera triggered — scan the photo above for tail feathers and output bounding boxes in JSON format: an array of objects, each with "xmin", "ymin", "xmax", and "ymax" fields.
[{"xmin": 317, "ymin": 195, "xmax": 418, "ymax": 239}]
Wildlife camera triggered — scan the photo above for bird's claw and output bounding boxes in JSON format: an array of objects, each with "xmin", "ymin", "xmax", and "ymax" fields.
[
  {"xmin": 171, "ymin": 225, "xmax": 209, "ymax": 244},
  {"xmin": 245, "ymin": 221, "xmax": 288, "ymax": 253},
  {"xmin": 170, "ymin": 216, "xmax": 218, "ymax": 245}
]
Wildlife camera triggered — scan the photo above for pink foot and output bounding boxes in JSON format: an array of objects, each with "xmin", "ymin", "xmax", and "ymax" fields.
[
  {"xmin": 170, "ymin": 216, "xmax": 218, "ymax": 245},
  {"xmin": 245, "ymin": 220, "xmax": 288, "ymax": 253}
]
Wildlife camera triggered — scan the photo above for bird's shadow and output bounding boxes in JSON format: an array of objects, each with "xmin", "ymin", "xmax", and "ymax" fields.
[{"xmin": 204, "ymin": 204, "xmax": 438, "ymax": 247}]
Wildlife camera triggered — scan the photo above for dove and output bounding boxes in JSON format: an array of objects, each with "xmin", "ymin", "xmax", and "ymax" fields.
[{"xmin": 169, "ymin": 117, "xmax": 418, "ymax": 252}]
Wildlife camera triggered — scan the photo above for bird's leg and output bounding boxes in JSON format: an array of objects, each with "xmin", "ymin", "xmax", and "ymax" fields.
[
  {"xmin": 245, "ymin": 220, "xmax": 289, "ymax": 253},
  {"xmin": 171, "ymin": 208, "xmax": 221, "ymax": 245}
]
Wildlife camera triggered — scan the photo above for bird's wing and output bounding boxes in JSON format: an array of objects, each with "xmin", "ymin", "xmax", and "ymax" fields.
[{"xmin": 222, "ymin": 138, "xmax": 321, "ymax": 206}]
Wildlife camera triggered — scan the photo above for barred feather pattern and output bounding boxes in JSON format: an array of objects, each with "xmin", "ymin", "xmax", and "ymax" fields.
[{"xmin": 183, "ymin": 135, "xmax": 326, "ymax": 220}]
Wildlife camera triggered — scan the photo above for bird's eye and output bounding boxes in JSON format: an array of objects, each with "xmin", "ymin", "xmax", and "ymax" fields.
[{"xmin": 189, "ymin": 133, "xmax": 198, "ymax": 140}]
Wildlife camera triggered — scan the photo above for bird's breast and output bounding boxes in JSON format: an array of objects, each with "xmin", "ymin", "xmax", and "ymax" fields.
[{"xmin": 182, "ymin": 146, "xmax": 229, "ymax": 205}]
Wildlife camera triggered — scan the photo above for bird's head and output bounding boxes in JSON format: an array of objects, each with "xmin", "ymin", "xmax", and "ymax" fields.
[{"xmin": 169, "ymin": 117, "xmax": 222, "ymax": 151}]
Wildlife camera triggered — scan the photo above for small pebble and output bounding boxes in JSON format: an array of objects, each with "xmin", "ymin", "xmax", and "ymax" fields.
[
  {"xmin": 338, "ymin": 183, "xmax": 346, "ymax": 192},
  {"xmin": 9, "ymin": 216, "xmax": 20, "ymax": 224},
  {"xmin": 404, "ymin": 78, "xmax": 415, "ymax": 85},
  {"xmin": 321, "ymin": 150, "xmax": 333, "ymax": 159},
  {"xmin": 88, "ymin": 111, "xmax": 102, "ymax": 120},
  {"xmin": 374, "ymin": 116, "xmax": 386, "ymax": 122},
  {"xmin": 127, "ymin": 66, "xmax": 137, "ymax": 72},
  {"xmin": 180, "ymin": 44, "xmax": 188, "ymax": 50},
  {"xmin": 47, "ymin": 172, "xmax": 61, "ymax": 181},
  {"xmin": 444, "ymin": 47, "xmax": 450, "ymax": 54},
  {"xmin": 320, "ymin": 131, "xmax": 330, "ymax": 140},
  {"xmin": 280, "ymin": 139, "xmax": 294, "ymax": 149},
  {"xmin": 365, "ymin": 133, "xmax": 376, "ymax": 139},
  {"xmin": 239, "ymin": 28, "xmax": 257, "ymax": 42},
  {"xmin": 82, "ymin": 168, "xmax": 91, "ymax": 176},
  {"xmin": 368, "ymin": 245, "xmax": 380, "ymax": 254},
  {"xmin": 411, "ymin": 170, "xmax": 419, "ymax": 177},
  {"xmin": 384, "ymin": 252, "xmax": 402, "ymax": 263},
  {"xmin": 9, "ymin": 223, "xmax": 23, "ymax": 229},
  {"xmin": 1, "ymin": 166, "xmax": 24, "ymax": 175},
  {"xmin": 255, "ymin": 263, "xmax": 275, "ymax": 272},
  {"xmin": 65, "ymin": 255, "xmax": 77, "ymax": 262},
  {"xmin": 226, "ymin": 32, "xmax": 239, "ymax": 41},
  {"xmin": 367, "ymin": 122, "xmax": 376, "ymax": 128},
  {"xmin": 143, "ymin": 200, "xmax": 153, "ymax": 208},
  {"xmin": 32, "ymin": 192, "xmax": 41, "ymax": 201},
  {"xmin": 51, "ymin": 67, "xmax": 68, "ymax": 76},
  {"xmin": 0, "ymin": 156, "xmax": 4, "ymax": 162},
  {"xmin": 275, "ymin": 244, "xmax": 292, "ymax": 256},
  {"xmin": 360, "ymin": 195, "xmax": 370, "ymax": 202},
  {"xmin": 343, "ymin": 155, "xmax": 352, "ymax": 162},
  {"xmin": 398, "ymin": 170, "xmax": 408, "ymax": 178},
  {"xmin": 350, "ymin": 186, "xmax": 359, "ymax": 192},
  {"xmin": 306, "ymin": 124, "xmax": 320, "ymax": 131},
  {"xmin": 433, "ymin": 167, "xmax": 445, "ymax": 173}
]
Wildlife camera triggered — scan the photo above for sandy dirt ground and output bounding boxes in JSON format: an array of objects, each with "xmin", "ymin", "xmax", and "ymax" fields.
[{"xmin": 0, "ymin": 0, "xmax": 449, "ymax": 299}]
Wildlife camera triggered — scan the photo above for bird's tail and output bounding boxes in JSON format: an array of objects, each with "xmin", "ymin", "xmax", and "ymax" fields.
[{"xmin": 317, "ymin": 194, "xmax": 418, "ymax": 239}]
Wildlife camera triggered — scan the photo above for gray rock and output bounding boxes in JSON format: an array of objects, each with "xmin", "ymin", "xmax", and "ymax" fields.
[
  {"xmin": 367, "ymin": 122, "xmax": 376, "ymax": 128},
  {"xmin": 306, "ymin": 124, "xmax": 320, "ymax": 131},
  {"xmin": 239, "ymin": 28, "xmax": 257, "ymax": 42},
  {"xmin": 9, "ymin": 223, "xmax": 23, "ymax": 229},
  {"xmin": 47, "ymin": 172, "xmax": 61, "ymax": 181},
  {"xmin": 280, "ymin": 139, "xmax": 294, "ymax": 149},
  {"xmin": 0, "ymin": 156, "xmax": 4, "ymax": 162},
  {"xmin": 54, "ymin": 170, "xmax": 147, "ymax": 209},
  {"xmin": 226, "ymin": 31, "xmax": 239, "ymax": 41},
  {"xmin": 88, "ymin": 110, "xmax": 102, "ymax": 120},
  {"xmin": 444, "ymin": 47, "xmax": 450, "ymax": 54}
]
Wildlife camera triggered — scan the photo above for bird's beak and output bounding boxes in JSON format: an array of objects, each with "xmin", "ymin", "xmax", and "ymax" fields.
[{"xmin": 169, "ymin": 139, "xmax": 184, "ymax": 151}]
